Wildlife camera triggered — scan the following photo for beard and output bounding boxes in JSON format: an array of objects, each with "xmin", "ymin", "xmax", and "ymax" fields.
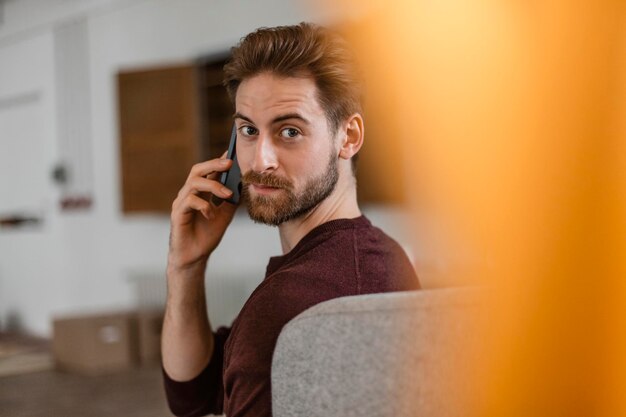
[{"xmin": 241, "ymin": 152, "xmax": 339, "ymax": 226}]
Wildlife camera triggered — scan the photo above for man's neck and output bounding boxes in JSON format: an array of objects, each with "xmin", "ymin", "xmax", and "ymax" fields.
[{"xmin": 277, "ymin": 180, "xmax": 361, "ymax": 254}]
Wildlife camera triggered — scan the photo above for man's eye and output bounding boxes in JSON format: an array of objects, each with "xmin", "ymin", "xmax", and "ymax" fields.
[
  {"xmin": 280, "ymin": 128, "xmax": 300, "ymax": 139},
  {"xmin": 239, "ymin": 126, "xmax": 258, "ymax": 136}
]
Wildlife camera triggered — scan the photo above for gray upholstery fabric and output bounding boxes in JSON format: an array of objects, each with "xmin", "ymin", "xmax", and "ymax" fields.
[{"xmin": 271, "ymin": 288, "xmax": 487, "ymax": 417}]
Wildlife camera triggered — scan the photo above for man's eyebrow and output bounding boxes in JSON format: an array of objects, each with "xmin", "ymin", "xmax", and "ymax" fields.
[
  {"xmin": 233, "ymin": 112, "xmax": 310, "ymax": 125},
  {"xmin": 233, "ymin": 112, "xmax": 254, "ymax": 124},
  {"xmin": 271, "ymin": 113, "xmax": 310, "ymax": 125}
]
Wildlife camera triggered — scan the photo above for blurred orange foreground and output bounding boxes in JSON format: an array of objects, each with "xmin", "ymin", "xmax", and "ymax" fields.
[{"xmin": 329, "ymin": 0, "xmax": 626, "ymax": 415}]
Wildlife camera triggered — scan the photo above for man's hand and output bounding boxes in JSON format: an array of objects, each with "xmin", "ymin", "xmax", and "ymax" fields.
[
  {"xmin": 162, "ymin": 156, "xmax": 237, "ymax": 382},
  {"xmin": 168, "ymin": 156, "xmax": 237, "ymax": 272}
]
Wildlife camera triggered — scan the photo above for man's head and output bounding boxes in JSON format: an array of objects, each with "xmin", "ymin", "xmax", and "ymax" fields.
[
  {"xmin": 224, "ymin": 22, "xmax": 363, "ymax": 137},
  {"xmin": 223, "ymin": 23, "xmax": 364, "ymax": 226}
]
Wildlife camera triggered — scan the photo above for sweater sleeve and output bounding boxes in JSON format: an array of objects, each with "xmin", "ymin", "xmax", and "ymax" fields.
[{"xmin": 162, "ymin": 326, "xmax": 231, "ymax": 417}]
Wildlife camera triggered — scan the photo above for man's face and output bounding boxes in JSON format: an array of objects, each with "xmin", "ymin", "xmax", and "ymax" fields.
[{"xmin": 234, "ymin": 72, "xmax": 339, "ymax": 226}]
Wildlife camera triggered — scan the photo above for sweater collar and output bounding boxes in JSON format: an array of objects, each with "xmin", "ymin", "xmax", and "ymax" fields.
[{"xmin": 265, "ymin": 215, "xmax": 370, "ymax": 277}]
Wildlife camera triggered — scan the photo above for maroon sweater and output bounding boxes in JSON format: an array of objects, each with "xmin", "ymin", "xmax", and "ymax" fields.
[{"xmin": 163, "ymin": 216, "xmax": 420, "ymax": 417}]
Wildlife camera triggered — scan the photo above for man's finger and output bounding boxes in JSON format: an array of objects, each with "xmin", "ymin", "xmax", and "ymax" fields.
[
  {"xmin": 188, "ymin": 158, "xmax": 233, "ymax": 180},
  {"xmin": 179, "ymin": 177, "xmax": 233, "ymax": 200}
]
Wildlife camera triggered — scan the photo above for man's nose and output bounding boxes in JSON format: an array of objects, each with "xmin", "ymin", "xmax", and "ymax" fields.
[{"xmin": 251, "ymin": 133, "xmax": 278, "ymax": 173}]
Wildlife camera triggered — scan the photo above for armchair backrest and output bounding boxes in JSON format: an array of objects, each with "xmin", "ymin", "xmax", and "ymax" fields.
[{"xmin": 271, "ymin": 288, "xmax": 487, "ymax": 417}]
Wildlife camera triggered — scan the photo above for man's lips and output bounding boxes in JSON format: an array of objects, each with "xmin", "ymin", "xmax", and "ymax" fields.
[{"xmin": 250, "ymin": 183, "xmax": 282, "ymax": 195}]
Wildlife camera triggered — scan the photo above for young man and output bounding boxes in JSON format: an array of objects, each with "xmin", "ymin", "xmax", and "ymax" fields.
[{"xmin": 162, "ymin": 23, "xmax": 420, "ymax": 417}]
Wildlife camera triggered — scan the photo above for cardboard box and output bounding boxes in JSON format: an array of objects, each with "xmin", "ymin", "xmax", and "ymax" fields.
[
  {"xmin": 52, "ymin": 312, "xmax": 139, "ymax": 375},
  {"xmin": 137, "ymin": 309, "xmax": 164, "ymax": 365}
]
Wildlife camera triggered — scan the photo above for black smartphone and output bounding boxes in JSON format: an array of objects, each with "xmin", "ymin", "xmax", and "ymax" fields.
[{"xmin": 212, "ymin": 125, "xmax": 242, "ymax": 206}]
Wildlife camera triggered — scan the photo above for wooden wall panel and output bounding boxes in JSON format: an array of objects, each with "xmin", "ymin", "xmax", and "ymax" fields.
[
  {"xmin": 118, "ymin": 65, "xmax": 200, "ymax": 213},
  {"xmin": 198, "ymin": 59, "xmax": 232, "ymax": 161}
]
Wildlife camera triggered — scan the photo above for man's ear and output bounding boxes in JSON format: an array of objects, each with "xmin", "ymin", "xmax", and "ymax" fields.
[{"xmin": 338, "ymin": 113, "xmax": 364, "ymax": 160}]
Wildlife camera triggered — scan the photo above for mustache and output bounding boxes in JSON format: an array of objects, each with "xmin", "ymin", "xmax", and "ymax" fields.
[{"xmin": 241, "ymin": 171, "xmax": 293, "ymax": 190}]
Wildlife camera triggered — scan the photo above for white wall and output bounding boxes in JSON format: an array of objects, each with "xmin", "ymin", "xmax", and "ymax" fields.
[
  {"xmin": 0, "ymin": 28, "xmax": 62, "ymax": 334},
  {"xmin": 0, "ymin": 0, "xmax": 415, "ymax": 337}
]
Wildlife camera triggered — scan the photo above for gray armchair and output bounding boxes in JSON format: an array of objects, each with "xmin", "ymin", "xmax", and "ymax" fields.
[{"xmin": 271, "ymin": 288, "xmax": 486, "ymax": 417}]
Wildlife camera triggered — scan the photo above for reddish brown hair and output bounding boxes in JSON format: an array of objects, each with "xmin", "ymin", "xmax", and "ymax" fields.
[{"xmin": 223, "ymin": 22, "xmax": 364, "ymax": 134}]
